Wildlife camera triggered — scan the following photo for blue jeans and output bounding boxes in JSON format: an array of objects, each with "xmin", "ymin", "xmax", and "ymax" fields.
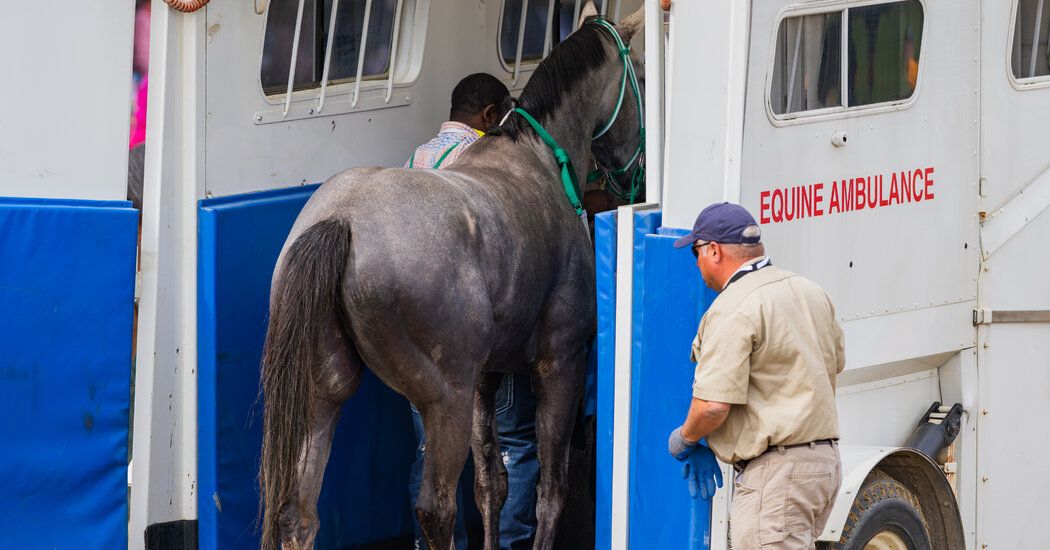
[{"xmin": 409, "ymin": 372, "xmax": 539, "ymax": 550}]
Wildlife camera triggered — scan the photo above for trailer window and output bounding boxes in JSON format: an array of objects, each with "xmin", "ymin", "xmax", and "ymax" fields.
[
  {"xmin": 499, "ymin": 0, "xmax": 614, "ymax": 67},
  {"xmin": 261, "ymin": 0, "xmax": 400, "ymax": 96},
  {"xmin": 1011, "ymin": 0, "xmax": 1050, "ymax": 81},
  {"xmin": 771, "ymin": 0, "xmax": 924, "ymax": 117},
  {"xmin": 771, "ymin": 13, "xmax": 842, "ymax": 114}
]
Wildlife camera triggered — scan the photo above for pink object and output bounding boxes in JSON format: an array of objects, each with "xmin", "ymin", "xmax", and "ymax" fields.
[{"xmin": 129, "ymin": 77, "xmax": 148, "ymax": 149}]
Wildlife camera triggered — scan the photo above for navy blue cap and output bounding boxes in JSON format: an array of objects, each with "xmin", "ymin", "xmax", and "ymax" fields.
[{"xmin": 673, "ymin": 202, "xmax": 761, "ymax": 248}]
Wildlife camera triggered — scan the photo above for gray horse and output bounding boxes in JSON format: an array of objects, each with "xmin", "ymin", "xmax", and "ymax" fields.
[{"xmin": 259, "ymin": 4, "xmax": 645, "ymax": 549}]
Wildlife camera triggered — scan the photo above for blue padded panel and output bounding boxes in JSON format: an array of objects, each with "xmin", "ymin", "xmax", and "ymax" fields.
[
  {"xmin": 628, "ymin": 229, "xmax": 718, "ymax": 549},
  {"xmin": 593, "ymin": 211, "xmax": 617, "ymax": 550},
  {"xmin": 0, "ymin": 197, "xmax": 137, "ymax": 549},
  {"xmin": 198, "ymin": 185, "xmax": 416, "ymax": 549}
]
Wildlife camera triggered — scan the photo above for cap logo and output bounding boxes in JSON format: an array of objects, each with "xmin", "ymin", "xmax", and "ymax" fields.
[{"xmin": 742, "ymin": 225, "xmax": 761, "ymax": 240}]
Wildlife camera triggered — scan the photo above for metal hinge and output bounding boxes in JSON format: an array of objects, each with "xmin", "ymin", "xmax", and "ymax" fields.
[{"xmin": 135, "ymin": 270, "xmax": 142, "ymax": 305}]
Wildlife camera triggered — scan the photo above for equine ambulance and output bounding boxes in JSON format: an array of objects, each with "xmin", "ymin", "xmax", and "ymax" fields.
[{"xmin": 1, "ymin": 0, "xmax": 1047, "ymax": 549}]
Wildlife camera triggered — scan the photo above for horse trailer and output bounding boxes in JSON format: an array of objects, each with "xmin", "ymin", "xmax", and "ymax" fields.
[{"xmin": 0, "ymin": 0, "xmax": 1047, "ymax": 549}]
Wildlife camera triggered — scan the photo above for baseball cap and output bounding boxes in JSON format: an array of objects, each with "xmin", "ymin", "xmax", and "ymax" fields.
[{"xmin": 672, "ymin": 202, "xmax": 762, "ymax": 248}]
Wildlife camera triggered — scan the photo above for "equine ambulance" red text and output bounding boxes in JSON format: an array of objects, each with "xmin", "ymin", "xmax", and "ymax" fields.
[{"xmin": 758, "ymin": 166, "xmax": 935, "ymax": 225}]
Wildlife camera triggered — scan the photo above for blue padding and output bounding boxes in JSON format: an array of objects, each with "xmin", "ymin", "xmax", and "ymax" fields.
[
  {"xmin": 628, "ymin": 228, "xmax": 719, "ymax": 549},
  {"xmin": 0, "ymin": 197, "xmax": 137, "ymax": 549},
  {"xmin": 593, "ymin": 211, "xmax": 617, "ymax": 550},
  {"xmin": 198, "ymin": 185, "xmax": 416, "ymax": 549}
]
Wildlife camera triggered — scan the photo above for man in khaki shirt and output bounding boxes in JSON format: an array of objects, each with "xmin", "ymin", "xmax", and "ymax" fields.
[{"xmin": 667, "ymin": 202, "xmax": 845, "ymax": 550}]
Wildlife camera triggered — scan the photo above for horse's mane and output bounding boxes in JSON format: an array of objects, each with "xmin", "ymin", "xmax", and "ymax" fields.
[{"xmin": 488, "ymin": 18, "xmax": 611, "ymax": 141}]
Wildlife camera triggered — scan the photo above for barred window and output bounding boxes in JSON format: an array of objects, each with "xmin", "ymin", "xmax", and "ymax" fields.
[
  {"xmin": 1011, "ymin": 0, "xmax": 1050, "ymax": 81},
  {"xmin": 261, "ymin": 0, "xmax": 400, "ymax": 95},
  {"xmin": 771, "ymin": 0, "xmax": 924, "ymax": 117},
  {"xmin": 499, "ymin": 0, "xmax": 614, "ymax": 66}
]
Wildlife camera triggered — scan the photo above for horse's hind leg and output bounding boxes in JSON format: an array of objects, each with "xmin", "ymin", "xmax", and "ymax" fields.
[
  {"xmin": 276, "ymin": 324, "xmax": 362, "ymax": 550},
  {"xmin": 471, "ymin": 371, "xmax": 509, "ymax": 550},
  {"xmin": 417, "ymin": 393, "xmax": 473, "ymax": 550},
  {"xmin": 530, "ymin": 350, "xmax": 587, "ymax": 550}
]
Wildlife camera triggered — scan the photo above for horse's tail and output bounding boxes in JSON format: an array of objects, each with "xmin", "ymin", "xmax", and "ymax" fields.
[{"xmin": 259, "ymin": 218, "xmax": 351, "ymax": 550}]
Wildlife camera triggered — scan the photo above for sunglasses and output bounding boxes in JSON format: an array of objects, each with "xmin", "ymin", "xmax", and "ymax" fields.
[{"xmin": 691, "ymin": 241, "xmax": 712, "ymax": 258}]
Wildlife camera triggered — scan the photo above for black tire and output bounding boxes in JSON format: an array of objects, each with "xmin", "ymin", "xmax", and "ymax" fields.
[{"xmin": 819, "ymin": 472, "xmax": 932, "ymax": 550}]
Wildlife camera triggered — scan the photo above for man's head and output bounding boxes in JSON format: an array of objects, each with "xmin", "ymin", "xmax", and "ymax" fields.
[
  {"xmin": 673, "ymin": 203, "xmax": 765, "ymax": 290},
  {"xmin": 450, "ymin": 73, "xmax": 510, "ymax": 132}
]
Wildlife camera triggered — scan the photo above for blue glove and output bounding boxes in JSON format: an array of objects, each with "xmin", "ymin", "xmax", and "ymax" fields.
[
  {"xmin": 681, "ymin": 445, "xmax": 723, "ymax": 501},
  {"xmin": 668, "ymin": 426, "xmax": 698, "ymax": 461}
]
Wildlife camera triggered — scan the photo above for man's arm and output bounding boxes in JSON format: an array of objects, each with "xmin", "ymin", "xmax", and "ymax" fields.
[{"xmin": 681, "ymin": 398, "xmax": 731, "ymax": 443}]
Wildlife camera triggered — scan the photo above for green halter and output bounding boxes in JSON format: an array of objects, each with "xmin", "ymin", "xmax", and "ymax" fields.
[{"xmin": 507, "ymin": 18, "xmax": 647, "ymax": 214}]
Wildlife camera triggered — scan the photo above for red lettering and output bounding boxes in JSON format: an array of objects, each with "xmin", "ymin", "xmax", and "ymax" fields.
[
  {"xmin": 913, "ymin": 169, "xmax": 924, "ymax": 202},
  {"xmin": 878, "ymin": 174, "xmax": 890, "ymax": 207},
  {"xmin": 771, "ymin": 188, "xmax": 784, "ymax": 223},
  {"xmin": 785, "ymin": 187, "xmax": 796, "ymax": 221},
  {"xmin": 800, "ymin": 185, "xmax": 811, "ymax": 219},
  {"xmin": 855, "ymin": 177, "xmax": 866, "ymax": 211},
  {"xmin": 901, "ymin": 171, "xmax": 913, "ymax": 202},
  {"xmin": 866, "ymin": 176, "xmax": 879, "ymax": 209},
  {"xmin": 843, "ymin": 179, "xmax": 855, "ymax": 211},
  {"xmin": 760, "ymin": 190, "xmax": 771, "ymax": 224},
  {"xmin": 813, "ymin": 183, "xmax": 825, "ymax": 216},
  {"xmin": 924, "ymin": 167, "xmax": 935, "ymax": 200},
  {"xmin": 889, "ymin": 172, "xmax": 900, "ymax": 204},
  {"xmin": 829, "ymin": 181, "xmax": 840, "ymax": 213}
]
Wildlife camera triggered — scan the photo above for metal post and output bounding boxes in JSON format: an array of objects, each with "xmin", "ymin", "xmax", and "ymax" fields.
[
  {"xmin": 512, "ymin": 0, "xmax": 529, "ymax": 85},
  {"xmin": 385, "ymin": 0, "xmax": 404, "ymax": 102},
  {"xmin": 283, "ymin": 0, "xmax": 306, "ymax": 117},
  {"xmin": 543, "ymin": 0, "xmax": 556, "ymax": 57},
  {"xmin": 1031, "ymin": 0, "xmax": 1044, "ymax": 77},
  {"xmin": 317, "ymin": 0, "xmax": 341, "ymax": 112},
  {"xmin": 352, "ymin": 0, "xmax": 374, "ymax": 107}
]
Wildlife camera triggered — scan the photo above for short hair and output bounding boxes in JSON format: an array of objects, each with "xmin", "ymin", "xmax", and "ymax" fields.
[
  {"xmin": 450, "ymin": 73, "xmax": 510, "ymax": 118},
  {"xmin": 721, "ymin": 242, "xmax": 766, "ymax": 261}
]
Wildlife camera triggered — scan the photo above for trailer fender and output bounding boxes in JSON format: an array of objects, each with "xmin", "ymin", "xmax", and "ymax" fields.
[{"xmin": 818, "ymin": 445, "xmax": 965, "ymax": 547}]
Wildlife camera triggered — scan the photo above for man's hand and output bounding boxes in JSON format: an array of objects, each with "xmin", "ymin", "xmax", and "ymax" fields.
[
  {"xmin": 668, "ymin": 425, "xmax": 698, "ymax": 461},
  {"xmin": 682, "ymin": 445, "xmax": 723, "ymax": 501}
]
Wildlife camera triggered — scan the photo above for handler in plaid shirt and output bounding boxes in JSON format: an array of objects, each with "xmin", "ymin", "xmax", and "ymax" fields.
[{"xmin": 405, "ymin": 73, "xmax": 509, "ymax": 170}]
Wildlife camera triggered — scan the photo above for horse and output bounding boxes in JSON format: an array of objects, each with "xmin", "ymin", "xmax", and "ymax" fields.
[{"xmin": 258, "ymin": 4, "xmax": 645, "ymax": 548}]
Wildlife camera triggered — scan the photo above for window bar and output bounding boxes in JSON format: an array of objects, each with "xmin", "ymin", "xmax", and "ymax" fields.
[
  {"xmin": 543, "ymin": 0, "xmax": 556, "ymax": 57},
  {"xmin": 1031, "ymin": 0, "xmax": 1045, "ymax": 77},
  {"xmin": 600, "ymin": 0, "xmax": 608, "ymax": 17},
  {"xmin": 512, "ymin": 0, "xmax": 530, "ymax": 86},
  {"xmin": 283, "ymin": 0, "xmax": 307, "ymax": 117},
  {"xmin": 316, "ymin": 0, "xmax": 342, "ymax": 113},
  {"xmin": 573, "ymin": 0, "xmax": 582, "ymax": 27},
  {"xmin": 386, "ymin": 0, "xmax": 405, "ymax": 103},
  {"xmin": 786, "ymin": 17, "xmax": 803, "ymax": 112},
  {"xmin": 613, "ymin": 0, "xmax": 621, "ymax": 22},
  {"xmin": 352, "ymin": 0, "xmax": 375, "ymax": 107},
  {"xmin": 841, "ymin": 9, "xmax": 849, "ymax": 108}
]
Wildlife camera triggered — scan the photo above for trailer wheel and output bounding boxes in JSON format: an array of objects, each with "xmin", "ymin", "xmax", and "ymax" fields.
[{"xmin": 822, "ymin": 472, "xmax": 932, "ymax": 550}]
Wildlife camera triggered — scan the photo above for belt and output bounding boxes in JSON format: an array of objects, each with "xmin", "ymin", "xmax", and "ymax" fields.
[{"xmin": 733, "ymin": 438, "xmax": 838, "ymax": 472}]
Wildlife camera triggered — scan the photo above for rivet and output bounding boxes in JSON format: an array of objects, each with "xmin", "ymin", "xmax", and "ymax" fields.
[{"xmin": 982, "ymin": 409, "xmax": 989, "ymax": 416}]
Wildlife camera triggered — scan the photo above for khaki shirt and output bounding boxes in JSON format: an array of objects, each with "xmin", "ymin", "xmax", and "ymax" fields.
[{"xmin": 690, "ymin": 261, "xmax": 845, "ymax": 463}]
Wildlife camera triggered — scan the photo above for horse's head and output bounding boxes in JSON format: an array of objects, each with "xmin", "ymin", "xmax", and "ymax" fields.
[{"xmin": 580, "ymin": 2, "xmax": 646, "ymax": 203}]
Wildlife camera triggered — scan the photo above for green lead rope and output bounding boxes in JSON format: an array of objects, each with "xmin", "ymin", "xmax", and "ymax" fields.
[{"xmin": 511, "ymin": 107, "xmax": 585, "ymax": 216}]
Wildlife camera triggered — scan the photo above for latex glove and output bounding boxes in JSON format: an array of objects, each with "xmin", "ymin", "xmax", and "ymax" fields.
[
  {"xmin": 681, "ymin": 445, "xmax": 723, "ymax": 501},
  {"xmin": 668, "ymin": 426, "xmax": 698, "ymax": 461}
]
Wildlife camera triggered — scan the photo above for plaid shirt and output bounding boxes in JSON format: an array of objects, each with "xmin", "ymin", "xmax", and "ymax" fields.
[{"xmin": 405, "ymin": 121, "xmax": 480, "ymax": 169}]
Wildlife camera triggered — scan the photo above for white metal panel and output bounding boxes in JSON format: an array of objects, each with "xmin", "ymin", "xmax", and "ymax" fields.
[
  {"xmin": 130, "ymin": 5, "xmax": 207, "ymax": 547},
  {"xmin": 0, "ymin": 3, "xmax": 135, "ymax": 201},
  {"xmin": 982, "ymin": 0, "xmax": 1050, "ymax": 215},
  {"xmin": 661, "ymin": 0, "xmax": 750, "ymax": 225},
  {"xmin": 976, "ymin": 323, "xmax": 1050, "ymax": 549},
  {"xmin": 738, "ymin": 0, "xmax": 979, "ymax": 331},
  {"xmin": 836, "ymin": 367, "xmax": 941, "ymax": 447}
]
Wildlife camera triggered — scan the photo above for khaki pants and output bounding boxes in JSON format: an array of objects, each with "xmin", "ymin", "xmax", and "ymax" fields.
[{"xmin": 730, "ymin": 442, "xmax": 842, "ymax": 549}]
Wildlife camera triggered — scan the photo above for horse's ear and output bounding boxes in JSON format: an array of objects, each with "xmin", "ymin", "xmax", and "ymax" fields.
[
  {"xmin": 615, "ymin": 5, "xmax": 645, "ymax": 42},
  {"xmin": 577, "ymin": 1, "xmax": 599, "ymax": 30}
]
